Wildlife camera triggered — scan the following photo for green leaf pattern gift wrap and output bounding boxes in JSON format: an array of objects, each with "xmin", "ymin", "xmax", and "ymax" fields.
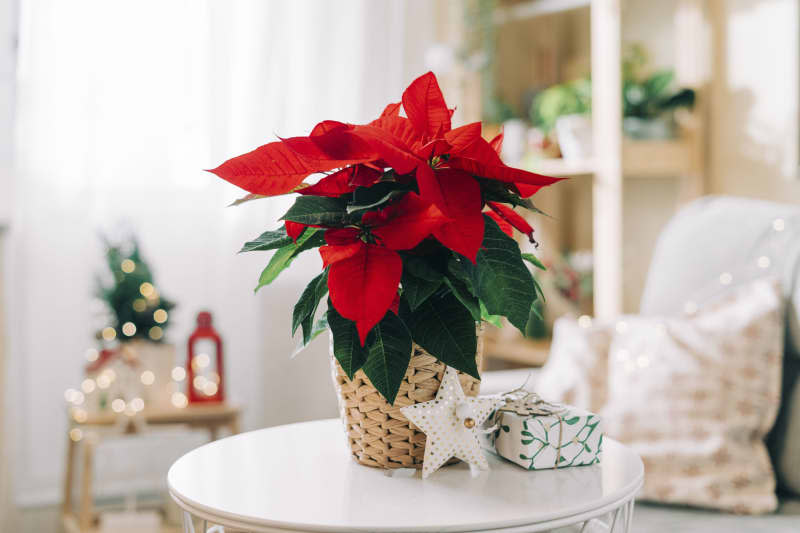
[{"xmin": 486, "ymin": 392, "xmax": 603, "ymax": 470}]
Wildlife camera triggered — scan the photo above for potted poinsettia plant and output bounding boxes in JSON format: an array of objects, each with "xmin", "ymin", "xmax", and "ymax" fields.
[{"xmin": 210, "ymin": 72, "xmax": 561, "ymax": 468}]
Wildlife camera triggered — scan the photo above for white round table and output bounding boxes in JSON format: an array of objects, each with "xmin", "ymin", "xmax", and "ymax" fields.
[{"xmin": 169, "ymin": 419, "xmax": 643, "ymax": 533}]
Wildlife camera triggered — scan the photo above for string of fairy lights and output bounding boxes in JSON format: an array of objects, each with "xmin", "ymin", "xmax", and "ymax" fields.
[
  {"xmin": 64, "ymin": 343, "xmax": 223, "ymax": 441},
  {"xmin": 64, "ymin": 239, "xmax": 190, "ymax": 441},
  {"xmin": 99, "ymin": 280, "xmax": 169, "ymax": 342}
]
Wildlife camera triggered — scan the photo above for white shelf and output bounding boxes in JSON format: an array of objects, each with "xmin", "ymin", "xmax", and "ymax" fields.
[
  {"xmin": 494, "ymin": 0, "xmax": 591, "ymax": 25},
  {"xmin": 622, "ymin": 138, "xmax": 696, "ymax": 178},
  {"xmin": 526, "ymin": 157, "xmax": 595, "ymax": 177}
]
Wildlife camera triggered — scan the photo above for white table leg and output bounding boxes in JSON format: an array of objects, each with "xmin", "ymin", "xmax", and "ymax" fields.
[
  {"xmin": 183, "ymin": 511, "xmax": 196, "ymax": 533},
  {"xmin": 183, "ymin": 512, "xmax": 229, "ymax": 533},
  {"xmin": 609, "ymin": 499, "xmax": 635, "ymax": 533},
  {"xmin": 625, "ymin": 499, "xmax": 636, "ymax": 533}
]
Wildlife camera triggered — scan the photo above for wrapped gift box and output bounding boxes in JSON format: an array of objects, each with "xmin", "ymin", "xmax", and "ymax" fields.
[{"xmin": 485, "ymin": 392, "xmax": 603, "ymax": 470}]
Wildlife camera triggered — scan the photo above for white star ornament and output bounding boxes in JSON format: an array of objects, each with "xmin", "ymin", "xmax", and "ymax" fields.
[{"xmin": 401, "ymin": 366, "xmax": 504, "ymax": 478}]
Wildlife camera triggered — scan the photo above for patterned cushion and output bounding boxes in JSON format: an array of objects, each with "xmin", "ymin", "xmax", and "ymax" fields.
[
  {"xmin": 602, "ymin": 279, "xmax": 783, "ymax": 514},
  {"xmin": 639, "ymin": 196, "xmax": 800, "ymax": 495},
  {"xmin": 535, "ymin": 317, "xmax": 611, "ymax": 414}
]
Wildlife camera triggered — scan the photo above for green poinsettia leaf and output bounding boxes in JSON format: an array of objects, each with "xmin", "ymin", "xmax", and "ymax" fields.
[
  {"xmin": 360, "ymin": 311, "xmax": 413, "ymax": 405},
  {"xmin": 399, "ymin": 291, "xmax": 479, "ymax": 380},
  {"xmin": 254, "ymin": 229, "xmax": 324, "ymax": 292},
  {"xmin": 346, "ymin": 181, "xmax": 412, "ymax": 214},
  {"xmin": 460, "ymin": 216, "xmax": 537, "ymax": 334},
  {"xmin": 240, "ymin": 228, "xmax": 292, "ymax": 253},
  {"xmin": 443, "ymin": 276, "xmax": 481, "ymax": 321},
  {"xmin": 280, "ymin": 196, "xmax": 350, "ymax": 226},
  {"xmin": 401, "ymin": 272, "xmax": 441, "ymax": 312},
  {"xmin": 327, "ymin": 303, "xmax": 368, "ymax": 379},
  {"xmin": 404, "ymin": 254, "xmax": 445, "ymax": 282},
  {"xmin": 255, "ymin": 245, "xmax": 297, "ymax": 292},
  {"xmin": 533, "ymin": 276, "xmax": 545, "ymax": 302},
  {"xmin": 521, "ymin": 252, "xmax": 547, "ymax": 271},
  {"xmin": 447, "ymin": 255, "xmax": 476, "ymax": 294},
  {"xmin": 291, "ymin": 315, "xmax": 329, "ymax": 359},
  {"xmin": 480, "ymin": 300, "xmax": 504, "ymax": 328},
  {"xmin": 291, "ymin": 269, "xmax": 329, "ymax": 343},
  {"xmin": 477, "ymin": 178, "xmax": 549, "ymax": 215},
  {"xmin": 529, "ymin": 301, "xmax": 544, "ymax": 322},
  {"xmin": 401, "ymin": 255, "xmax": 445, "ymax": 311}
]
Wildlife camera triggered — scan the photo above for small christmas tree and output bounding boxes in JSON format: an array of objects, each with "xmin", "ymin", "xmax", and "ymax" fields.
[{"xmin": 97, "ymin": 238, "xmax": 175, "ymax": 343}]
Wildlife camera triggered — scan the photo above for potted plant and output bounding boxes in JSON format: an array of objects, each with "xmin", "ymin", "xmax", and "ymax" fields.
[
  {"xmin": 621, "ymin": 44, "xmax": 695, "ymax": 140},
  {"xmin": 209, "ymin": 72, "xmax": 561, "ymax": 469},
  {"xmin": 529, "ymin": 78, "xmax": 592, "ymax": 160}
]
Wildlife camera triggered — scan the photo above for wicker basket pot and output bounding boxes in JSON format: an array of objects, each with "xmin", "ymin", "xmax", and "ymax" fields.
[{"xmin": 330, "ymin": 329, "xmax": 483, "ymax": 469}]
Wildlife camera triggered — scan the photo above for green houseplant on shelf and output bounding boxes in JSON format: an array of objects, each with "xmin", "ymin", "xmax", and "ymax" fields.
[
  {"xmin": 530, "ymin": 78, "xmax": 592, "ymax": 161},
  {"xmin": 530, "ymin": 44, "xmax": 696, "ymax": 156},
  {"xmin": 621, "ymin": 44, "xmax": 695, "ymax": 139},
  {"xmin": 209, "ymin": 72, "xmax": 562, "ymax": 468}
]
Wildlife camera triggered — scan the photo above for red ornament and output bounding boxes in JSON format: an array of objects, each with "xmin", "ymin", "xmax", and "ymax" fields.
[{"xmin": 186, "ymin": 311, "xmax": 224, "ymax": 404}]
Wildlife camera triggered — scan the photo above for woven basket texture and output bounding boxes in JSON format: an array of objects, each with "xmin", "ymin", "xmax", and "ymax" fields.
[{"xmin": 330, "ymin": 331, "xmax": 483, "ymax": 469}]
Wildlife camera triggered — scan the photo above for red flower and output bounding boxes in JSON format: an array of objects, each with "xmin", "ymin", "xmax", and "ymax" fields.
[
  {"xmin": 323, "ymin": 233, "xmax": 402, "ymax": 345},
  {"xmin": 486, "ymin": 211, "xmax": 513, "ymax": 237},
  {"xmin": 284, "ymin": 221, "xmax": 307, "ymax": 243},
  {"xmin": 297, "ymin": 165, "xmax": 381, "ymax": 197},
  {"xmin": 209, "ymin": 126, "xmax": 376, "ymax": 196},
  {"xmin": 210, "ymin": 71, "xmax": 564, "ymax": 344},
  {"xmin": 486, "ymin": 202, "xmax": 535, "ymax": 243},
  {"xmin": 319, "ymin": 193, "xmax": 448, "ymax": 344},
  {"xmin": 209, "ymin": 72, "xmax": 561, "ymax": 205}
]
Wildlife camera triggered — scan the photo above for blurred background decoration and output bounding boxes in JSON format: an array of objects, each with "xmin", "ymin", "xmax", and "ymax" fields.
[{"xmin": 96, "ymin": 237, "xmax": 175, "ymax": 345}]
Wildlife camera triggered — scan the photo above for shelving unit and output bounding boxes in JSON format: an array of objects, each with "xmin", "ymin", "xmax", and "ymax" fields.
[{"xmin": 443, "ymin": 0, "xmax": 707, "ymax": 369}]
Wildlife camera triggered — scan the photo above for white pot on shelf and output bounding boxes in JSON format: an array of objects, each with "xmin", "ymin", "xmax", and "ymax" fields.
[{"xmin": 555, "ymin": 114, "xmax": 593, "ymax": 161}]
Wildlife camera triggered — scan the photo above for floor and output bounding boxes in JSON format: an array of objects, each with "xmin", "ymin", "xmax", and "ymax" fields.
[
  {"xmin": 13, "ymin": 496, "xmax": 184, "ymax": 533},
  {"xmin": 15, "ymin": 505, "xmax": 60, "ymax": 533}
]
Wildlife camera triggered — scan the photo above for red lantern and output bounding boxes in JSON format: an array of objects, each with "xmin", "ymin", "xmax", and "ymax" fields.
[{"xmin": 186, "ymin": 311, "xmax": 224, "ymax": 404}]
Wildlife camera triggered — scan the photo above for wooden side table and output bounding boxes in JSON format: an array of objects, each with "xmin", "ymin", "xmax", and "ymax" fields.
[{"xmin": 62, "ymin": 403, "xmax": 241, "ymax": 533}]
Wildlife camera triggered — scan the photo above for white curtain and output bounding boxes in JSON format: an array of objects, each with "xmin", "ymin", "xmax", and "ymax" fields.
[{"xmin": 8, "ymin": 0, "xmax": 433, "ymax": 504}]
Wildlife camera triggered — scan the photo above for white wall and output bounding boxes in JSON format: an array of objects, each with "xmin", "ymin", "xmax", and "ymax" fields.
[
  {"xmin": 619, "ymin": 0, "xmax": 800, "ymax": 311},
  {"xmin": 0, "ymin": 0, "xmax": 16, "ymax": 526},
  {"xmin": 0, "ymin": 0, "xmax": 14, "ymax": 224},
  {"xmin": 7, "ymin": 0, "xmax": 436, "ymax": 507},
  {"xmin": 709, "ymin": 0, "xmax": 800, "ymax": 202}
]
